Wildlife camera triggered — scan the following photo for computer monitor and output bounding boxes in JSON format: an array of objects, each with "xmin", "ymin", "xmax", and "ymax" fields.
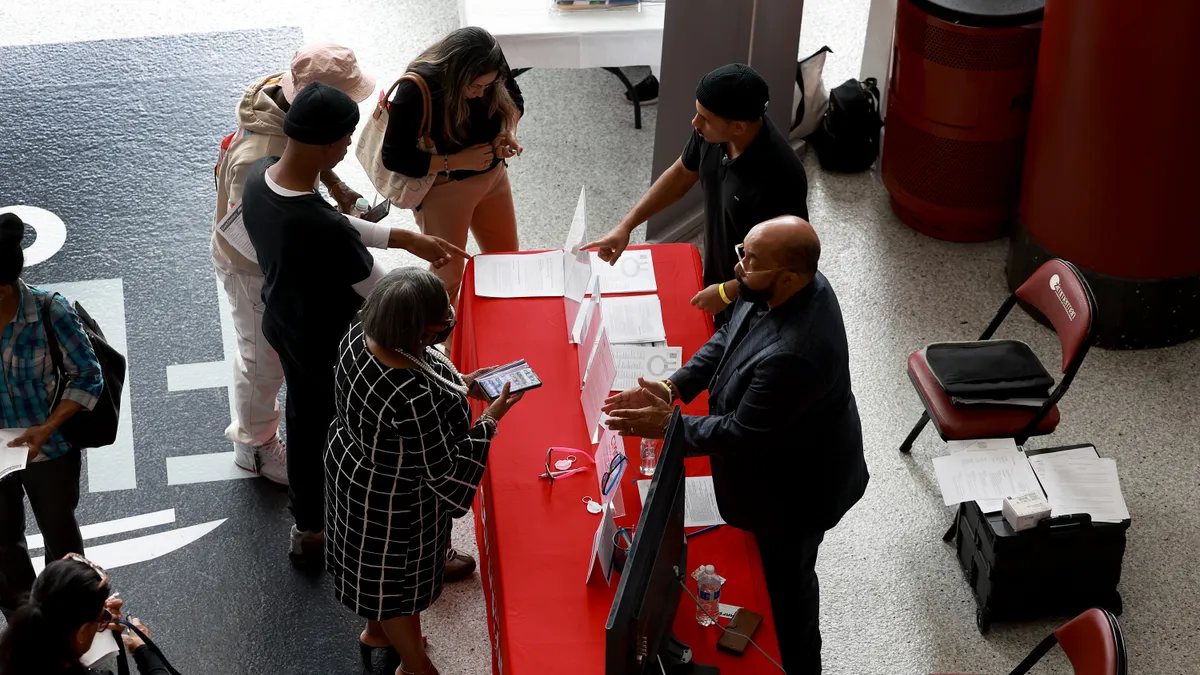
[{"xmin": 605, "ymin": 408, "xmax": 718, "ymax": 674}]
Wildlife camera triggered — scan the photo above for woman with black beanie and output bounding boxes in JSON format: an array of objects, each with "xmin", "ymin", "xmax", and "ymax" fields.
[
  {"xmin": 0, "ymin": 213, "xmax": 103, "ymax": 616},
  {"xmin": 0, "ymin": 557, "xmax": 166, "ymax": 674}
]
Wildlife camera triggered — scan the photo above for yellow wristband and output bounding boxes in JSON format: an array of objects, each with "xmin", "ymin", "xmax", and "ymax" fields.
[
  {"xmin": 660, "ymin": 380, "xmax": 674, "ymax": 400},
  {"xmin": 716, "ymin": 282, "xmax": 733, "ymax": 305}
]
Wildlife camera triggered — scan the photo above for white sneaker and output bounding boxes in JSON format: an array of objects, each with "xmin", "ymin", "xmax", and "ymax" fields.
[{"xmin": 233, "ymin": 438, "xmax": 289, "ymax": 485}]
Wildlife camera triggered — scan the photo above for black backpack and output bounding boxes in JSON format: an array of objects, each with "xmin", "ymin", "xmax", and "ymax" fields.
[
  {"xmin": 806, "ymin": 77, "xmax": 883, "ymax": 172},
  {"xmin": 39, "ymin": 293, "xmax": 126, "ymax": 449}
]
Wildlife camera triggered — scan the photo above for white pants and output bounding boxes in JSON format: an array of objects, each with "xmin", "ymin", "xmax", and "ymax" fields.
[{"xmin": 215, "ymin": 265, "xmax": 284, "ymax": 448}]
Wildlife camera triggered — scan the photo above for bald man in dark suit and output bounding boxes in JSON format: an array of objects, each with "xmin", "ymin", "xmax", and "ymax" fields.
[{"xmin": 603, "ymin": 216, "xmax": 869, "ymax": 675}]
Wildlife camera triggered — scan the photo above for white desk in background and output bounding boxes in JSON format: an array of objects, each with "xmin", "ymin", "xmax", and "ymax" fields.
[{"xmin": 457, "ymin": 0, "xmax": 666, "ymax": 128}]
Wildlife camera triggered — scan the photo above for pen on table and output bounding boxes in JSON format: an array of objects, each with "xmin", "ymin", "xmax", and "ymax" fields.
[{"xmin": 686, "ymin": 525, "xmax": 722, "ymax": 539}]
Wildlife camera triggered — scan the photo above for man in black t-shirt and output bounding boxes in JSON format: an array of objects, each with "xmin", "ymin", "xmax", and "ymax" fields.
[
  {"xmin": 585, "ymin": 64, "xmax": 809, "ymax": 328},
  {"xmin": 241, "ymin": 82, "xmax": 466, "ymax": 567}
]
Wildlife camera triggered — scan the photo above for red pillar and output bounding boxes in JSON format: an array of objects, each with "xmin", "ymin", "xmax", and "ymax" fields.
[{"xmin": 1008, "ymin": 0, "xmax": 1200, "ymax": 348}]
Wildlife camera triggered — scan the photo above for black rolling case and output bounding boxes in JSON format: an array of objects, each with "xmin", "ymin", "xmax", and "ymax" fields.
[{"xmin": 952, "ymin": 444, "xmax": 1129, "ymax": 633}]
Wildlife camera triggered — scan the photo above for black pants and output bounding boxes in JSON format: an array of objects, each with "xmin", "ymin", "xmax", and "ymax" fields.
[
  {"xmin": 757, "ymin": 530, "xmax": 824, "ymax": 675},
  {"xmin": 262, "ymin": 315, "xmax": 338, "ymax": 534},
  {"xmin": 0, "ymin": 450, "xmax": 84, "ymax": 616}
]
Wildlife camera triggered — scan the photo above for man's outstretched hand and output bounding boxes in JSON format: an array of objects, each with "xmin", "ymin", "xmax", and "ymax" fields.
[{"xmin": 602, "ymin": 377, "xmax": 673, "ymax": 438}]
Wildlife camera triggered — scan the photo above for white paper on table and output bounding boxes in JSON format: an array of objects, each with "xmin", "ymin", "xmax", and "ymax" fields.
[
  {"xmin": 636, "ymin": 476, "xmax": 727, "ymax": 528},
  {"xmin": 718, "ymin": 604, "xmax": 742, "ymax": 620},
  {"xmin": 572, "ymin": 276, "xmax": 603, "ymax": 348},
  {"xmin": 581, "ymin": 329, "xmax": 616, "ymax": 443},
  {"xmin": 214, "ymin": 203, "xmax": 258, "ymax": 263},
  {"xmin": 80, "ymin": 629, "xmax": 118, "ymax": 666},
  {"xmin": 1027, "ymin": 448, "xmax": 1130, "ymax": 523},
  {"xmin": 0, "ymin": 429, "xmax": 29, "ymax": 481},
  {"xmin": 946, "ymin": 438, "xmax": 1021, "ymax": 512},
  {"xmin": 563, "ymin": 188, "xmax": 593, "ymax": 339},
  {"xmin": 474, "ymin": 251, "xmax": 565, "ymax": 297},
  {"xmin": 610, "ymin": 345, "xmax": 683, "ymax": 391},
  {"xmin": 586, "ymin": 502, "xmax": 619, "ymax": 586},
  {"xmin": 588, "ymin": 250, "xmax": 657, "ymax": 295},
  {"xmin": 601, "ymin": 294, "xmax": 667, "ymax": 344},
  {"xmin": 931, "ymin": 449, "xmax": 1041, "ymax": 508}
]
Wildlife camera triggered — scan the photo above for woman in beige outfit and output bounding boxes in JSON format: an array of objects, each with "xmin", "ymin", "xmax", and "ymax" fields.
[{"xmin": 381, "ymin": 27, "xmax": 523, "ymax": 301}]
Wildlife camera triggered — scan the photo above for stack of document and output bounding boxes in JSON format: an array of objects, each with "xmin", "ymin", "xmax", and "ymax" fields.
[
  {"xmin": 932, "ymin": 439, "xmax": 1041, "ymax": 512},
  {"xmin": 610, "ymin": 345, "xmax": 682, "ymax": 391},
  {"xmin": 588, "ymin": 250, "xmax": 657, "ymax": 295},
  {"xmin": 600, "ymin": 295, "xmax": 666, "ymax": 345},
  {"xmin": 1026, "ymin": 446, "xmax": 1130, "ymax": 523}
]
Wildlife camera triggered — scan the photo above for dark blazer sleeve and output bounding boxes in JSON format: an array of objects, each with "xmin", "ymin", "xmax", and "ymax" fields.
[
  {"xmin": 381, "ymin": 79, "xmax": 433, "ymax": 178},
  {"xmin": 669, "ymin": 318, "xmax": 732, "ymax": 403},
  {"xmin": 679, "ymin": 351, "xmax": 833, "ymax": 458}
]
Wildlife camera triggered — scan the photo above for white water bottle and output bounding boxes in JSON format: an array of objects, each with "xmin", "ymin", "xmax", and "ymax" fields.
[
  {"xmin": 696, "ymin": 565, "xmax": 720, "ymax": 626},
  {"xmin": 352, "ymin": 197, "xmax": 370, "ymax": 216}
]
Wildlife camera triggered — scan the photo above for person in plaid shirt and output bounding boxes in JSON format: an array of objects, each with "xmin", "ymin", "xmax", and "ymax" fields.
[{"xmin": 0, "ymin": 213, "xmax": 103, "ymax": 617}]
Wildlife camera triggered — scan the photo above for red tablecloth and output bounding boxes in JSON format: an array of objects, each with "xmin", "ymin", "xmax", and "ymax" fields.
[{"xmin": 451, "ymin": 244, "xmax": 782, "ymax": 675}]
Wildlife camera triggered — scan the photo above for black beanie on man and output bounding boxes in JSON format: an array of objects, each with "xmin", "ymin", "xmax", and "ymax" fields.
[
  {"xmin": 695, "ymin": 63, "xmax": 770, "ymax": 122},
  {"xmin": 283, "ymin": 81, "xmax": 361, "ymax": 145}
]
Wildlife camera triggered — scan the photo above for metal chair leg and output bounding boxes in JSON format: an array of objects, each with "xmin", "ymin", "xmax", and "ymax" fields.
[
  {"xmin": 899, "ymin": 412, "xmax": 930, "ymax": 454},
  {"xmin": 601, "ymin": 67, "xmax": 643, "ymax": 129}
]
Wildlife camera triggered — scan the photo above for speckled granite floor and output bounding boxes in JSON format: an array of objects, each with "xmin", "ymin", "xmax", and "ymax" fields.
[{"xmin": 1, "ymin": 0, "xmax": 1196, "ymax": 673}]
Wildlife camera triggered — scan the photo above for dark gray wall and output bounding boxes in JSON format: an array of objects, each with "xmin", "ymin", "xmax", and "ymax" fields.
[{"xmin": 646, "ymin": 0, "xmax": 805, "ymax": 242}]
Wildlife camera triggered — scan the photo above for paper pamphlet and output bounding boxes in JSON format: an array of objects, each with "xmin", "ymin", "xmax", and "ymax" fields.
[
  {"xmin": 637, "ymin": 476, "xmax": 726, "ymax": 528},
  {"xmin": 946, "ymin": 438, "xmax": 1020, "ymax": 512},
  {"xmin": 581, "ymin": 329, "xmax": 616, "ymax": 443},
  {"xmin": 475, "ymin": 251, "xmax": 566, "ymax": 297},
  {"xmin": 588, "ymin": 250, "xmax": 657, "ymax": 295},
  {"xmin": 214, "ymin": 203, "xmax": 259, "ymax": 263},
  {"xmin": 931, "ymin": 449, "xmax": 1041, "ymax": 508},
  {"xmin": 0, "ymin": 429, "xmax": 29, "ymax": 480},
  {"xmin": 563, "ymin": 188, "xmax": 593, "ymax": 339},
  {"xmin": 574, "ymin": 276, "xmax": 603, "ymax": 365},
  {"xmin": 610, "ymin": 345, "xmax": 683, "ymax": 391},
  {"xmin": 601, "ymin": 295, "xmax": 667, "ymax": 344},
  {"xmin": 595, "ymin": 426, "xmax": 627, "ymax": 518},
  {"xmin": 586, "ymin": 501, "xmax": 619, "ymax": 585},
  {"xmin": 1027, "ymin": 447, "xmax": 1130, "ymax": 523}
]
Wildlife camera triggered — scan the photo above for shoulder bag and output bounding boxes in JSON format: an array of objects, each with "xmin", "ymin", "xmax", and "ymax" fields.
[
  {"xmin": 356, "ymin": 72, "xmax": 439, "ymax": 209},
  {"xmin": 39, "ymin": 292, "xmax": 126, "ymax": 449}
]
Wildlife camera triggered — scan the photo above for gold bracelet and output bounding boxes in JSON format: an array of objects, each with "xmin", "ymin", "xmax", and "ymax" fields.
[{"xmin": 716, "ymin": 282, "xmax": 733, "ymax": 305}]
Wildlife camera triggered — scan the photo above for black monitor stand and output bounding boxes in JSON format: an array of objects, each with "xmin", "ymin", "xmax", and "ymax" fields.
[{"xmin": 658, "ymin": 635, "xmax": 719, "ymax": 674}]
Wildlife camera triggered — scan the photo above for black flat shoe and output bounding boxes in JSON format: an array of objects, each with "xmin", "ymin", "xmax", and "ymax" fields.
[{"xmin": 360, "ymin": 641, "xmax": 401, "ymax": 671}]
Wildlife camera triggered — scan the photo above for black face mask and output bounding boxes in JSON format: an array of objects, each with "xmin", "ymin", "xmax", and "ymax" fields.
[
  {"xmin": 737, "ymin": 273, "xmax": 777, "ymax": 306},
  {"xmin": 427, "ymin": 307, "xmax": 457, "ymax": 345}
]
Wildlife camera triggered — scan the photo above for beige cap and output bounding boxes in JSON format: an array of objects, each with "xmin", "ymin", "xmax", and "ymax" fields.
[{"xmin": 281, "ymin": 43, "xmax": 376, "ymax": 104}]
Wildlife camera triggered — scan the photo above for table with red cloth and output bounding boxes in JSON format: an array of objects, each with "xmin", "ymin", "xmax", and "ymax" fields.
[{"xmin": 450, "ymin": 244, "xmax": 783, "ymax": 675}]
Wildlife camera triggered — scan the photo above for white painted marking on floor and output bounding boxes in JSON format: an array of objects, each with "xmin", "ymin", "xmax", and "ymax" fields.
[
  {"xmin": 48, "ymin": 279, "xmax": 136, "ymax": 492},
  {"xmin": 0, "ymin": 205, "xmax": 67, "ymax": 266},
  {"xmin": 27, "ymin": 509, "xmax": 176, "ymax": 551},
  {"xmin": 163, "ymin": 277, "xmax": 242, "ymax": 483},
  {"xmin": 166, "ymin": 452, "xmax": 256, "ymax": 485},
  {"xmin": 33, "ymin": 519, "xmax": 227, "ymax": 575},
  {"xmin": 166, "ymin": 361, "xmax": 231, "ymax": 391}
]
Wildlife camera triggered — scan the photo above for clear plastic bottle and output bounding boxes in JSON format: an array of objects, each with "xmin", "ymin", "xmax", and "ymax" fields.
[
  {"xmin": 696, "ymin": 565, "xmax": 721, "ymax": 626},
  {"xmin": 639, "ymin": 438, "xmax": 659, "ymax": 477}
]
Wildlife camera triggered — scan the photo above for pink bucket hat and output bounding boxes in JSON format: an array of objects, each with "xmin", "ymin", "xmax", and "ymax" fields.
[{"xmin": 281, "ymin": 44, "xmax": 376, "ymax": 104}]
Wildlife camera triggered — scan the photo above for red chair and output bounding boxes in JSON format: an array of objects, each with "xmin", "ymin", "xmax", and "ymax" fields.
[
  {"xmin": 900, "ymin": 258, "xmax": 1097, "ymax": 453},
  {"xmin": 935, "ymin": 607, "xmax": 1128, "ymax": 675}
]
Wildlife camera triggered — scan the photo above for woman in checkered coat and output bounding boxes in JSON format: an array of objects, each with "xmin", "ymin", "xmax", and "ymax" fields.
[{"xmin": 324, "ymin": 268, "xmax": 523, "ymax": 675}]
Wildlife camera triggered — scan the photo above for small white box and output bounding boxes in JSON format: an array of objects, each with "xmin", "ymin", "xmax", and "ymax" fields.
[{"xmin": 1002, "ymin": 491, "xmax": 1052, "ymax": 532}]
